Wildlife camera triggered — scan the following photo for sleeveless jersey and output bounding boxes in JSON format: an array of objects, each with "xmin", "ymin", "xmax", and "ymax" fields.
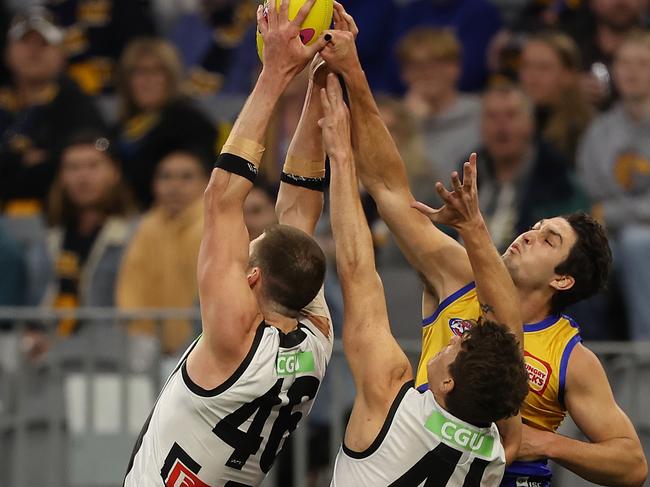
[
  {"xmin": 331, "ymin": 381, "xmax": 506, "ymax": 486},
  {"xmin": 124, "ymin": 293, "xmax": 332, "ymax": 487},
  {"xmin": 414, "ymin": 282, "xmax": 581, "ymax": 479}
]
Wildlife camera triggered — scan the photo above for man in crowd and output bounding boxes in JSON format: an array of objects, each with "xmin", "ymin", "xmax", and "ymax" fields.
[
  {"xmin": 577, "ymin": 32, "xmax": 650, "ymax": 340},
  {"xmin": 0, "ymin": 7, "xmax": 105, "ymax": 214}
]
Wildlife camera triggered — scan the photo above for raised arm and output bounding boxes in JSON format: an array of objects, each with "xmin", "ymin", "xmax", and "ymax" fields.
[
  {"xmin": 320, "ymin": 3, "xmax": 473, "ymax": 305},
  {"xmin": 518, "ymin": 344, "xmax": 647, "ymax": 487},
  {"xmin": 275, "ymin": 56, "xmax": 328, "ymax": 236},
  {"xmin": 412, "ymin": 154, "xmax": 522, "ymax": 345},
  {"xmin": 321, "ymin": 74, "xmax": 411, "ymax": 449},
  {"xmin": 198, "ymin": 0, "xmax": 327, "ymax": 363}
]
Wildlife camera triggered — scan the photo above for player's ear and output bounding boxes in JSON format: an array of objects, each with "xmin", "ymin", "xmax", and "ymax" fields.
[
  {"xmin": 549, "ymin": 274, "xmax": 575, "ymax": 292},
  {"xmin": 247, "ymin": 267, "xmax": 261, "ymax": 288},
  {"xmin": 440, "ymin": 376, "xmax": 455, "ymax": 395}
]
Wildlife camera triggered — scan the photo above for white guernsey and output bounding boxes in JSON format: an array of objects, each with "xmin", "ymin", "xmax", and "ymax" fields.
[
  {"xmin": 124, "ymin": 295, "xmax": 332, "ymax": 487},
  {"xmin": 331, "ymin": 383, "xmax": 506, "ymax": 486}
]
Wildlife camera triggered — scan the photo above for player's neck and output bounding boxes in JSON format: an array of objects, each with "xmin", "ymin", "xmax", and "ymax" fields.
[
  {"xmin": 518, "ymin": 287, "xmax": 554, "ymax": 324},
  {"xmin": 263, "ymin": 309, "xmax": 299, "ymax": 335}
]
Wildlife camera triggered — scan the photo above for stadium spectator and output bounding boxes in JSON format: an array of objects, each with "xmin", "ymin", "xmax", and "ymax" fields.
[
  {"xmin": 507, "ymin": 0, "xmax": 585, "ymax": 32},
  {"xmin": 577, "ymin": 32, "xmax": 650, "ymax": 339},
  {"xmin": 376, "ymin": 94, "xmax": 435, "ymax": 204},
  {"xmin": 390, "ymin": 0, "xmax": 502, "ymax": 92},
  {"xmin": 44, "ymin": 0, "xmax": 156, "ymax": 95},
  {"xmin": 43, "ymin": 131, "xmax": 136, "ymax": 335},
  {"xmin": 170, "ymin": 1, "xmax": 257, "ymax": 97},
  {"xmin": 562, "ymin": 0, "xmax": 649, "ymax": 108},
  {"xmin": 0, "ymin": 8, "xmax": 106, "ymax": 215},
  {"xmin": 243, "ymin": 182, "xmax": 278, "ymax": 241},
  {"xmin": 519, "ymin": 31, "xmax": 593, "ymax": 164},
  {"xmin": 474, "ymin": 84, "xmax": 588, "ymax": 251},
  {"xmin": 396, "ymin": 28, "xmax": 481, "ymax": 181},
  {"xmin": 116, "ymin": 148, "xmax": 208, "ymax": 355},
  {"xmin": 114, "ymin": 38, "xmax": 216, "ymax": 209}
]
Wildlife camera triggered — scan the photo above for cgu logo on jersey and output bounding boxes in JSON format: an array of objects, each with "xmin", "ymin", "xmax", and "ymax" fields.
[
  {"xmin": 161, "ymin": 443, "xmax": 211, "ymax": 487},
  {"xmin": 425, "ymin": 411, "xmax": 495, "ymax": 457},
  {"xmin": 276, "ymin": 351, "xmax": 315, "ymax": 376},
  {"xmin": 449, "ymin": 318, "xmax": 474, "ymax": 337},
  {"xmin": 524, "ymin": 351, "xmax": 552, "ymax": 395}
]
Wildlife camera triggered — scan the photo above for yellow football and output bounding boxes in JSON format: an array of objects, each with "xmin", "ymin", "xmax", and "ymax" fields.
[{"xmin": 256, "ymin": 0, "xmax": 334, "ymax": 62}]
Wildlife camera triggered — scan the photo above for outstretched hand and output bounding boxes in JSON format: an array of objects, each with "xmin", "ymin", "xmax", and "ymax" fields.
[
  {"xmin": 411, "ymin": 153, "xmax": 483, "ymax": 232},
  {"xmin": 318, "ymin": 73, "xmax": 352, "ymax": 162},
  {"xmin": 320, "ymin": 2, "xmax": 361, "ymax": 76},
  {"xmin": 333, "ymin": 1, "xmax": 359, "ymax": 38},
  {"xmin": 257, "ymin": 0, "xmax": 329, "ymax": 80}
]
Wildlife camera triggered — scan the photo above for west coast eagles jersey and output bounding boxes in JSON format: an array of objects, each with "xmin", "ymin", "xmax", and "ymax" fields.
[
  {"xmin": 415, "ymin": 282, "xmax": 581, "ymax": 479},
  {"xmin": 124, "ymin": 291, "xmax": 332, "ymax": 487},
  {"xmin": 331, "ymin": 381, "xmax": 506, "ymax": 486}
]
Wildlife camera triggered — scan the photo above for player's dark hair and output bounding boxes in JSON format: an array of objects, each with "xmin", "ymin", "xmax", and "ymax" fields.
[
  {"xmin": 550, "ymin": 212, "xmax": 612, "ymax": 314},
  {"xmin": 250, "ymin": 224, "xmax": 326, "ymax": 317},
  {"xmin": 446, "ymin": 321, "xmax": 528, "ymax": 425}
]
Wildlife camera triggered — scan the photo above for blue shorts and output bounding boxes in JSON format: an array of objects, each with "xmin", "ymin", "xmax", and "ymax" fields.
[
  {"xmin": 500, "ymin": 476, "xmax": 551, "ymax": 487},
  {"xmin": 501, "ymin": 460, "xmax": 552, "ymax": 487}
]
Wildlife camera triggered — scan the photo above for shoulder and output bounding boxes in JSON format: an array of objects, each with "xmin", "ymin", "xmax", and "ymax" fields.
[
  {"xmin": 102, "ymin": 217, "xmax": 138, "ymax": 245},
  {"xmin": 126, "ymin": 210, "xmax": 164, "ymax": 244},
  {"xmin": 565, "ymin": 343, "xmax": 604, "ymax": 391},
  {"xmin": 587, "ymin": 106, "xmax": 625, "ymax": 136}
]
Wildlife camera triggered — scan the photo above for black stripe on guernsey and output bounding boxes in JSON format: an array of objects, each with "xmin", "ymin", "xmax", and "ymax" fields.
[
  {"xmin": 123, "ymin": 405, "xmax": 155, "ymax": 483},
  {"xmin": 342, "ymin": 380, "xmax": 415, "ymax": 459},
  {"xmin": 215, "ymin": 153, "xmax": 258, "ymax": 183},
  {"xmin": 123, "ymin": 336, "xmax": 203, "ymax": 482},
  {"xmin": 278, "ymin": 324, "xmax": 309, "ymax": 348},
  {"xmin": 462, "ymin": 457, "xmax": 490, "ymax": 487},
  {"xmin": 280, "ymin": 172, "xmax": 325, "ymax": 191},
  {"xmin": 182, "ymin": 322, "xmax": 268, "ymax": 397},
  {"xmin": 389, "ymin": 443, "xmax": 463, "ymax": 487}
]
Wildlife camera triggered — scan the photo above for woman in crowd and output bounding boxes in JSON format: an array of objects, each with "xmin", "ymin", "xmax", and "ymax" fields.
[
  {"xmin": 114, "ymin": 38, "xmax": 216, "ymax": 209},
  {"xmin": 44, "ymin": 131, "xmax": 136, "ymax": 335},
  {"xmin": 519, "ymin": 31, "xmax": 593, "ymax": 164}
]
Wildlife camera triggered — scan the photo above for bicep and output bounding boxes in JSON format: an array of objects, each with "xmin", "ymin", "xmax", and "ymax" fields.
[
  {"xmin": 198, "ymin": 173, "xmax": 261, "ymax": 357},
  {"xmin": 372, "ymin": 188, "xmax": 473, "ymax": 299},
  {"xmin": 497, "ymin": 415, "xmax": 522, "ymax": 465},
  {"xmin": 565, "ymin": 345, "xmax": 640, "ymax": 444}
]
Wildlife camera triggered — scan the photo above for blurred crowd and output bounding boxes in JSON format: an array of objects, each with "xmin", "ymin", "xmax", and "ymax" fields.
[{"xmin": 0, "ymin": 0, "xmax": 649, "ymax": 359}]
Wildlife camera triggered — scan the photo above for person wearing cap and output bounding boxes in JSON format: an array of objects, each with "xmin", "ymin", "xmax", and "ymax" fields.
[{"xmin": 0, "ymin": 7, "xmax": 106, "ymax": 217}]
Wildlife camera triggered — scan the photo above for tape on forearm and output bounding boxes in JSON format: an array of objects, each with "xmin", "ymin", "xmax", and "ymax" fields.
[
  {"xmin": 283, "ymin": 155, "xmax": 326, "ymax": 179},
  {"xmin": 281, "ymin": 155, "xmax": 326, "ymax": 191},
  {"xmin": 222, "ymin": 136, "xmax": 265, "ymax": 167}
]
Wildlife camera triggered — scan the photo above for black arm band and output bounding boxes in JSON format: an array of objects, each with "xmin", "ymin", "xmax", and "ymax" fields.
[
  {"xmin": 281, "ymin": 172, "xmax": 325, "ymax": 192},
  {"xmin": 215, "ymin": 153, "xmax": 258, "ymax": 183}
]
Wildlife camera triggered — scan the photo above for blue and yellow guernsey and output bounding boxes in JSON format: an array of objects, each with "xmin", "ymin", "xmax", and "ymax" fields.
[{"xmin": 415, "ymin": 282, "xmax": 582, "ymax": 481}]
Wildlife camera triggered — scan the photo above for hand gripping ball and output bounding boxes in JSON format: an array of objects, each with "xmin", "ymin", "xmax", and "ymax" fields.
[{"xmin": 257, "ymin": 0, "xmax": 334, "ymax": 62}]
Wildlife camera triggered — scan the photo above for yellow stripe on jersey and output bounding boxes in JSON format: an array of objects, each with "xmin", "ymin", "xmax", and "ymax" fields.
[{"xmin": 415, "ymin": 282, "xmax": 581, "ymax": 433}]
